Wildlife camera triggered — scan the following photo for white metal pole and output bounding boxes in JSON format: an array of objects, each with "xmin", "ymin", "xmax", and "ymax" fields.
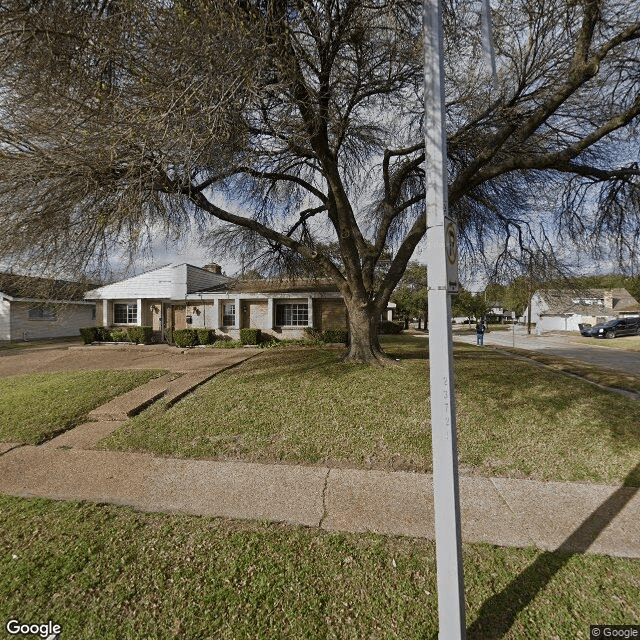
[
  {"xmin": 424, "ymin": 1, "xmax": 467, "ymax": 639},
  {"xmin": 480, "ymin": 0, "xmax": 499, "ymax": 91}
]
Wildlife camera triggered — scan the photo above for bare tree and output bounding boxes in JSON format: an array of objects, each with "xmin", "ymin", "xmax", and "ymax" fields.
[{"xmin": 1, "ymin": 1, "xmax": 639, "ymax": 362}]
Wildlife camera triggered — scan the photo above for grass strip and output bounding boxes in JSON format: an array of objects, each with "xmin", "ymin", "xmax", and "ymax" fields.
[
  {"xmin": 0, "ymin": 494, "xmax": 638, "ymax": 640},
  {"xmin": 0, "ymin": 369, "xmax": 167, "ymax": 444},
  {"xmin": 100, "ymin": 337, "xmax": 640, "ymax": 486},
  {"xmin": 495, "ymin": 346, "xmax": 640, "ymax": 396},
  {"xmin": 570, "ymin": 335, "xmax": 640, "ymax": 351}
]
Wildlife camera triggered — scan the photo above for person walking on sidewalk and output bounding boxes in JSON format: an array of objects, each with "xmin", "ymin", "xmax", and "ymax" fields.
[{"xmin": 476, "ymin": 319, "xmax": 486, "ymax": 346}]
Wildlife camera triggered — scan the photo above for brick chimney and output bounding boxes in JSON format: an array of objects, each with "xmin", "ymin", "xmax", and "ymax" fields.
[
  {"xmin": 203, "ymin": 263, "xmax": 222, "ymax": 274},
  {"xmin": 603, "ymin": 290, "xmax": 613, "ymax": 309}
]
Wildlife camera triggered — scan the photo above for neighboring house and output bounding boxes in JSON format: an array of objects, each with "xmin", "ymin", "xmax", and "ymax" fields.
[
  {"xmin": 85, "ymin": 262, "xmax": 395, "ymax": 342},
  {"xmin": 485, "ymin": 301, "xmax": 520, "ymax": 324},
  {"xmin": 523, "ymin": 288, "xmax": 640, "ymax": 333},
  {"xmin": 0, "ymin": 273, "xmax": 96, "ymax": 341},
  {"xmin": 385, "ymin": 302, "xmax": 396, "ymax": 323}
]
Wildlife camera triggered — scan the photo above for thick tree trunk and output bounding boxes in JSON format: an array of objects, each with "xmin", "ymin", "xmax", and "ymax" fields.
[{"xmin": 342, "ymin": 296, "xmax": 392, "ymax": 364}]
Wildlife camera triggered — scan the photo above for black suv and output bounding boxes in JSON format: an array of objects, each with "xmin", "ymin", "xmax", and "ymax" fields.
[{"xmin": 592, "ymin": 317, "xmax": 640, "ymax": 339}]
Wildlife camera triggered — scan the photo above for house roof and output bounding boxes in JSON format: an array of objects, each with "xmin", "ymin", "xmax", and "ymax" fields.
[
  {"xmin": 537, "ymin": 288, "xmax": 640, "ymax": 316},
  {"xmin": 0, "ymin": 273, "xmax": 92, "ymax": 302},
  {"xmin": 85, "ymin": 263, "xmax": 230, "ymax": 300},
  {"xmin": 615, "ymin": 299, "xmax": 640, "ymax": 313},
  {"xmin": 196, "ymin": 277, "xmax": 340, "ymax": 294}
]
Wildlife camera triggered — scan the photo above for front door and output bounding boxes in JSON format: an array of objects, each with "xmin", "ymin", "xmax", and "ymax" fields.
[
  {"xmin": 241, "ymin": 303, "xmax": 249, "ymax": 329},
  {"xmin": 172, "ymin": 305, "xmax": 187, "ymax": 331}
]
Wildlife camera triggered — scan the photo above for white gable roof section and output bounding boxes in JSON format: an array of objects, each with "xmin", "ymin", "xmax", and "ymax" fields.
[{"xmin": 84, "ymin": 264, "xmax": 230, "ymax": 301}]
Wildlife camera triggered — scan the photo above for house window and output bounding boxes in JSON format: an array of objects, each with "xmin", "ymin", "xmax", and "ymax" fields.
[
  {"xmin": 114, "ymin": 303, "xmax": 137, "ymax": 324},
  {"xmin": 28, "ymin": 307, "xmax": 57, "ymax": 321},
  {"xmin": 222, "ymin": 303, "xmax": 236, "ymax": 326},
  {"xmin": 276, "ymin": 303, "xmax": 309, "ymax": 326}
]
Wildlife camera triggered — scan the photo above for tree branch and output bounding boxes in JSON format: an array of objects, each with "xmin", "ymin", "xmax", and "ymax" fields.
[
  {"xmin": 235, "ymin": 166, "xmax": 328, "ymax": 203},
  {"xmin": 285, "ymin": 204, "xmax": 328, "ymax": 237},
  {"xmin": 185, "ymin": 185, "xmax": 345, "ymax": 284}
]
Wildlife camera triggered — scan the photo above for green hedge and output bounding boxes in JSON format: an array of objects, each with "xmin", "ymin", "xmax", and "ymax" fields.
[
  {"xmin": 377, "ymin": 320, "xmax": 404, "ymax": 335},
  {"xmin": 196, "ymin": 328, "xmax": 217, "ymax": 345},
  {"xmin": 127, "ymin": 327, "xmax": 154, "ymax": 344},
  {"xmin": 79, "ymin": 327, "xmax": 98, "ymax": 344},
  {"xmin": 303, "ymin": 327, "xmax": 322, "ymax": 341},
  {"xmin": 240, "ymin": 328, "xmax": 261, "ymax": 345},
  {"xmin": 80, "ymin": 326, "xmax": 154, "ymax": 344},
  {"xmin": 210, "ymin": 339, "xmax": 243, "ymax": 349},
  {"xmin": 110, "ymin": 328, "xmax": 128, "ymax": 342},
  {"xmin": 172, "ymin": 328, "xmax": 200, "ymax": 347},
  {"xmin": 321, "ymin": 329, "xmax": 349, "ymax": 344}
]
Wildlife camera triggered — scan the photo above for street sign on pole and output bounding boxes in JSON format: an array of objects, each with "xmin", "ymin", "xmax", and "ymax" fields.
[
  {"xmin": 445, "ymin": 216, "xmax": 459, "ymax": 294},
  {"xmin": 424, "ymin": 1, "xmax": 466, "ymax": 639}
]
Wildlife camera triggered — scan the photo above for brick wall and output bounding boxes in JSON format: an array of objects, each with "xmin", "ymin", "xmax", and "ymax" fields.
[
  {"xmin": 317, "ymin": 298, "xmax": 347, "ymax": 332},
  {"xmin": 248, "ymin": 301, "xmax": 268, "ymax": 328}
]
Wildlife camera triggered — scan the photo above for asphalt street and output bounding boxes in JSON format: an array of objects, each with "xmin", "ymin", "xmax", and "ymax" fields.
[{"xmin": 452, "ymin": 326, "xmax": 640, "ymax": 376}]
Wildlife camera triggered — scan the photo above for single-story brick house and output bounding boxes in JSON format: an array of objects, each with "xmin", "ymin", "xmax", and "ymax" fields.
[
  {"xmin": 0, "ymin": 273, "xmax": 96, "ymax": 341},
  {"xmin": 84, "ymin": 262, "xmax": 395, "ymax": 342},
  {"xmin": 523, "ymin": 288, "xmax": 640, "ymax": 333}
]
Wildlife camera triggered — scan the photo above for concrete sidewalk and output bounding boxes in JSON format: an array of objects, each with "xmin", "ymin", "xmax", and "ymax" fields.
[{"xmin": 0, "ymin": 444, "xmax": 638, "ymax": 559}]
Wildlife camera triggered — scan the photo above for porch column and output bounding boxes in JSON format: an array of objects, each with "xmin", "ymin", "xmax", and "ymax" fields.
[
  {"xmin": 137, "ymin": 299, "xmax": 143, "ymax": 326},
  {"xmin": 307, "ymin": 296, "xmax": 314, "ymax": 328},
  {"xmin": 211, "ymin": 299, "xmax": 220, "ymax": 329},
  {"xmin": 102, "ymin": 300, "xmax": 109, "ymax": 327},
  {"xmin": 267, "ymin": 297, "xmax": 274, "ymax": 330},
  {"xmin": 234, "ymin": 297, "xmax": 241, "ymax": 329}
]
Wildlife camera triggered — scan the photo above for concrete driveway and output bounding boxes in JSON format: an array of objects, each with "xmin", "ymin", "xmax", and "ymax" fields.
[
  {"xmin": 0, "ymin": 342, "xmax": 261, "ymax": 378},
  {"xmin": 454, "ymin": 326, "xmax": 640, "ymax": 376}
]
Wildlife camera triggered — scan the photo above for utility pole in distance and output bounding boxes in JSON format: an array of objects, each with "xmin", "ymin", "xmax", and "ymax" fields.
[{"xmin": 424, "ymin": 1, "xmax": 466, "ymax": 639}]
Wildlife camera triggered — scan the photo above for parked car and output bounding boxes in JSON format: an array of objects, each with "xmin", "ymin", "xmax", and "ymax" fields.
[
  {"xmin": 579, "ymin": 323, "xmax": 594, "ymax": 336},
  {"xmin": 590, "ymin": 317, "xmax": 640, "ymax": 339}
]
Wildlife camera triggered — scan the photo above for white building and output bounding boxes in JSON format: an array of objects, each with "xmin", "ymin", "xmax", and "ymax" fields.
[
  {"xmin": 0, "ymin": 273, "xmax": 96, "ymax": 341},
  {"xmin": 523, "ymin": 288, "xmax": 640, "ymax": 333}
]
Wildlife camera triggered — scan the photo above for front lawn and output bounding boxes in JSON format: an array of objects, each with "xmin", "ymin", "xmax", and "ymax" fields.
[
  {"xmin": 100, "ymin": 337, "xmax": 640, "ymax": 486},
  {"xmin": 0, "ymin": 369, "xmax": 166, "ymax": 444},
  {"xmin": 1, "ymin": 495, "xmax": 637, "ymax": 639}
]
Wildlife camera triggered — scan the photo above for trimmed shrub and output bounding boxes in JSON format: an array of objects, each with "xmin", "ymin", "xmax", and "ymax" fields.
[
  {"xmin": 172, "ymin": 328, "xmax": 199, "ymax": 347},
  {"xmin": 303, "ymin": 327, "xmax": 322, "ymax": 341},
  {"xmin": 321, "ymin": 329, "xmax": 349, "ymax": 344},
  {"xmin": 127, "ymin": 326, "xmax": 153, "ymax": 344},
  {"xmin": 281, "ymin": 338, "xmax": 318, "ymax": 346},
  {"xmin": 196, "ymin": 328, "xmax": 217, "ymax": 345},
  {"xmin": 92, "ymin": 326, "xmax": 109, "ymax": 341},
  {"xmin": 377, "ymin": 320, "xmax": 404, "ymax": 334},
  {"xmin": 79, "ymin": 327, "xmax": 98, "ymax": 344},
  {"xmin": 240, "ymin": 328, "xmax": 261, "ymax": 345},
  {"xmin": 110, "ymin": 328, "xmax": 128, "ymax": 342},
  {"xmin": 210, "ymin": 339, "xmax": 243, "ymax": 349}
]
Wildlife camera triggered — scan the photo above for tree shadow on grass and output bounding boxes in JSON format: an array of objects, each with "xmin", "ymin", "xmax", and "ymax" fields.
[{"xmin": 466, "ymin": 462, "xmax": 640, "ymax": 639}]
